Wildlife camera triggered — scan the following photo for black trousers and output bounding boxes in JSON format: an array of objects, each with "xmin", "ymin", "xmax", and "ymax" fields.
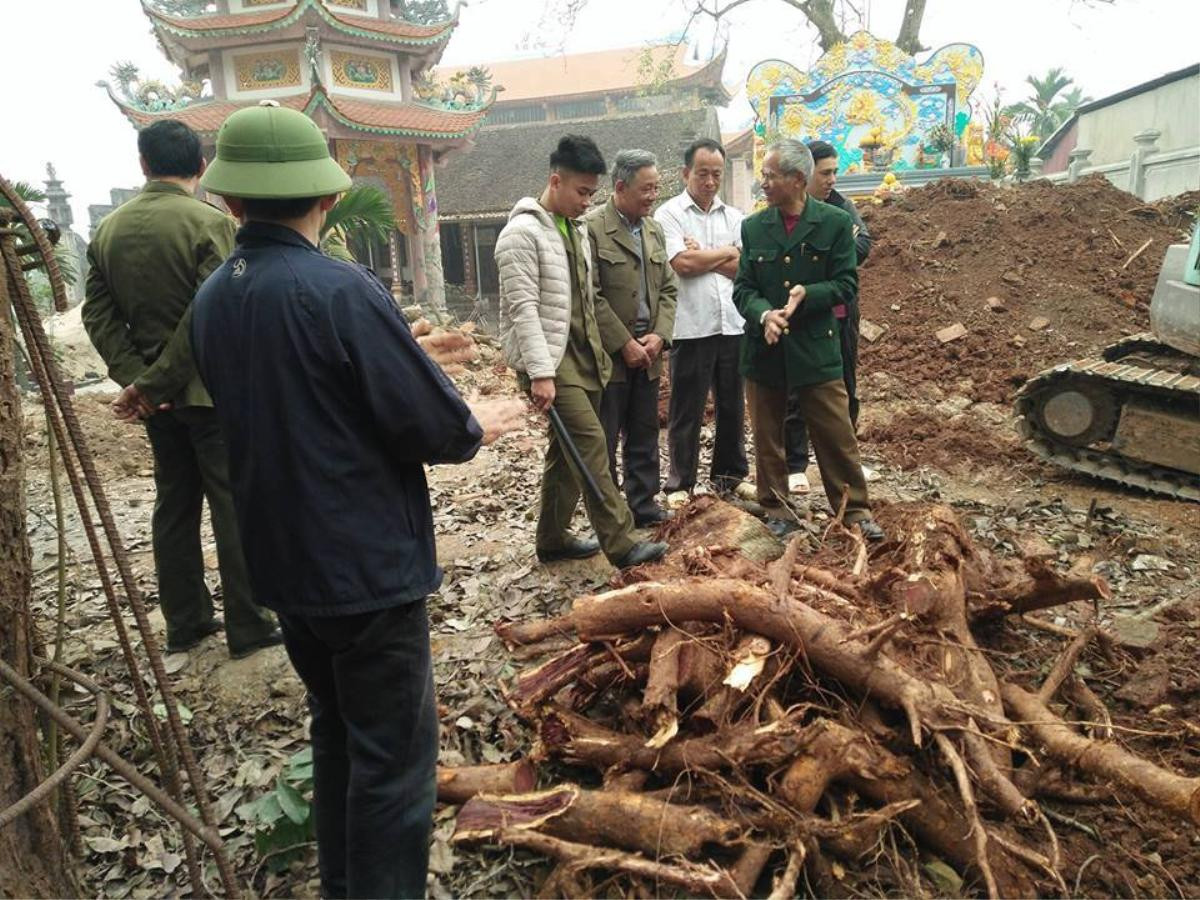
[
  {"xmin": 599, "ymin": 368, "xmax": 661, "ymax": 520},
  {"xmin": 277, "ymin": 600, "xmax": 438, "ymax": 900},
  {"xmin": 665, "ymin": 334, "xmax": 749, "ymax": 491},
  {"xmin": 143, "ymin": 406, "xmax": 275, "ymax": 653},
  {"xmin": 786, "ymin": 309, "xmax": 860, "ymax": 473}
]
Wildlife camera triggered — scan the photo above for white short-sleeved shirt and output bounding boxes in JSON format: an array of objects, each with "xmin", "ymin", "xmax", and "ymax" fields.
[{"xmin": 654, "ymin": 191, "xmax": 745, "ymax": 340}]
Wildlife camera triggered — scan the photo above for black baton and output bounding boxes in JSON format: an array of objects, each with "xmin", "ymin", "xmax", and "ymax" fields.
[{"xmin": 547, "ymin": 405, "xmax": 604, "ymax": 503}]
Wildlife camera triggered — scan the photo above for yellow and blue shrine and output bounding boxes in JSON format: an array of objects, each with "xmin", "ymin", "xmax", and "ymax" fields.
[{"xmin": 746, "ymin": 31, "xmax": 984, "ymax": 174}]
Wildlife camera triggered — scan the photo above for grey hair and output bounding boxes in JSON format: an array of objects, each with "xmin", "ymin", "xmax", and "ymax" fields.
[
  {"xmin": 767, "ymin": 138, "xmax": 813, "ymax": 181},
  {"xmin": 612, "ymin": 149, "xmax": 658, "ymax": 187}
]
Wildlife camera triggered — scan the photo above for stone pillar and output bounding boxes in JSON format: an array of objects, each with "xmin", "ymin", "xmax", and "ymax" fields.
[
  {"xmin": 416, "ymin": 145, "xmax": 447, "ymax": 316},
  {"xmin": 1028, "ymin": 156, "xmax": 1045, "ymax": 179},
  {"xmin": 1129, "ymin": 128, "xmax": 1161, "ymax": 200},
  {"xmin": 399, "ymin": 59, "xmax": 412, "ymax": 102},
  {"xmin": 462, "ymin": 224, "xmax": 478, "ymax": 296},
  {"xmin": 1067, "ymin": 148, "xmax": 1092, "ymax": 183}
]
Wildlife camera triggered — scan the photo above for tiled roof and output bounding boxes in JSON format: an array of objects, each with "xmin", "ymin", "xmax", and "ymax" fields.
[
  {"xmin": 143, "ymin": 0, "xmax": 454, "ymax": 45},
  {"xmin": 437, "ymin": 43, "xmax": 726, "ymax": 104},
  {"xmin": 437, "ymin": 106, "xmax": 721, "ymax": 219},
  {"xmin": 107, "ymin": 88, "xmax": 485, "ymax": 140},
  {"xmin": 316, "ymin": 95, "xmax": 488, "ymax": 137}
]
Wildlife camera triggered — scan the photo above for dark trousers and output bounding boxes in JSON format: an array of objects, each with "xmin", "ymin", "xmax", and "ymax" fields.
[
  {"xmin": 144, "ymin": 406, "xmax": 275, "ymax": 653},
  {"xmin": 665, "ymin": 335, "xmax": 749, "ymax": 491},
  {"xmin": 786, "ymin": 310, "xmax": 860, "ymax": 473},
  {"xmin": 277, "ymin": 600, "xmax": 438, "ymax": 900},
  {"xmin": 599, "ymin": 369, "xmax": 661, "ymax": 520}
]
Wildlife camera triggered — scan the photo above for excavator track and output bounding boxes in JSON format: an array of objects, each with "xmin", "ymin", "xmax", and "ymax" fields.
[{"xmin": 1015, "ymin": 353, "xmax": 1200, "ymax": 502}]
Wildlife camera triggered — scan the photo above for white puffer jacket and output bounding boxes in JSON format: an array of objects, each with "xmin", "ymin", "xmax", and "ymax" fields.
[{"xmin": 495, "ymin": 197, "xmax": 593, "ymax": 380}]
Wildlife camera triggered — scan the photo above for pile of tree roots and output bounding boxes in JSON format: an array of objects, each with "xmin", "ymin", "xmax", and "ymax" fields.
[{"xmin": 442, "ymin": 497, "xmax": 1199, "ymax": 898}]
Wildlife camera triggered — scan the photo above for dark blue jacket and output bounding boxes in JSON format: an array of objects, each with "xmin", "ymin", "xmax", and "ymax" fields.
[{"xmin": 191, "ymin": 222, "xmax": 482, "ymax": 616}]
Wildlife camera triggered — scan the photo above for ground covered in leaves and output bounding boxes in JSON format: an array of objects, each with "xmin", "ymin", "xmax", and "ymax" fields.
[{"xmin": 15, "ymin": 176, "xmax": 1200, "ymax": 898}]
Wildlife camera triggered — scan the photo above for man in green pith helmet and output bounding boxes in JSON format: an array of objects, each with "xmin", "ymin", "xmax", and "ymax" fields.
[
  {"xmin": 184, "ymin": 100, "xmax": 521, "ymax": 899},
  {"xmin": 83, "ymin": 118, "xmax": 280, "ymax": 659}
]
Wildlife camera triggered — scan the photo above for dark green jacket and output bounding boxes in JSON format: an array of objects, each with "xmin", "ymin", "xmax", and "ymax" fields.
[
  {"xmin": 82, "ymin": 181, "xmax": 235, "ymax": 407},
  {"xmin": 733, "ymin": 198, "xmax": 857, "ymax": 389},
  {"xmin": 585, "ymin": 198, "xmax": 678, "ymax": 381}
]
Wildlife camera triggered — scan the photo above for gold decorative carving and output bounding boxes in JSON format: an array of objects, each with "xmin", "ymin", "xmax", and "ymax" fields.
[
  {"xmin": 233, "ymin": 50, "xmax": 302, "ymax": 91},
  {"xmin": 243, "ymin": 0, "xmax": 292, "ymax": 6},
  {"xmin": 330, "ymin": 49, "xmax": 394, "ymax": 92},
  {"xmin": 335, "ymin": 140, "xmax": 416, "ymax": 235},
  {"xmin": 327, "ymin": 0, "xmax": 368, "ymax": 9}
]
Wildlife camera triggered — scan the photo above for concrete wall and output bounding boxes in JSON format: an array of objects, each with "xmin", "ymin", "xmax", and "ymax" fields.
[{"xmin": 1076, "ymin": 74, "xmax": 1199, "ymax": 167}]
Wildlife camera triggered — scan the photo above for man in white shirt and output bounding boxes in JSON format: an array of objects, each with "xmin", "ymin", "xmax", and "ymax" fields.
[{"xmin": 654, "ymin": 139, "xmax": 750, "ymax": 500}]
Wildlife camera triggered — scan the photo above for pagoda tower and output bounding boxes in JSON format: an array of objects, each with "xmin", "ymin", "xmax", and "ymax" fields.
[{"xmin": 101, "ymin": 0, "xmax": 494, "ymax": 310}]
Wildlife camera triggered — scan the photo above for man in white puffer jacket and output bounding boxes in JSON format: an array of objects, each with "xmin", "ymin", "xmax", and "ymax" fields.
[{"xmin": 497, "ymin": 134, "xmax": 667, "ymax": 569}]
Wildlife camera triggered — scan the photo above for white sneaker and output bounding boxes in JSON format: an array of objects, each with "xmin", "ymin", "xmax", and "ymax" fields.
[
  {"xmin": 665, "ymin": 490, "xmax": 690, "ymax": 509},
  {"xmin": 788, "ymin": 472, "xmax": 811, "ymax": 495},
  {"xmin": 861, "ymin": 464, "xmax": 880, "ymax": 483}
]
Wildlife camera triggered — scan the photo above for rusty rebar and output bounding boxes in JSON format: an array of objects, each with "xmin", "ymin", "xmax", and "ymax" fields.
[
  {"xmin": 1, "ymin": 229, "xmax": 205, "ymax": 893},
  {"xmin": 0, "ymin": 661, "xmax": 109, "ymax": 829},
  {"xmin": 1, "ymin": 181, "xmax": 239, "ymax": 895}
]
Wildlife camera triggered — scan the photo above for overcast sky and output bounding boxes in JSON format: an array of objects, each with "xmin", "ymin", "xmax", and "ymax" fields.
[{"xmin": 1, "ymin": 0, "xmax": 1196, "ymax": 227}]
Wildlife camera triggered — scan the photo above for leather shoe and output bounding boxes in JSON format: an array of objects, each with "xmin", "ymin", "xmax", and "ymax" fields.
[
  {"xmin": 166, "ymin": 618, "xmax": 223, "ymax": 654},
  {"xmin": 230, "ymin": 628, "xmax": 284, "ymax": 660},
  {"xmin": 537, "ymin": 536, "xmax": 602, "ymax": 563},
  {"xmin": 634, "ymin": 506, "xmax": 672, "ymax": 528},
  {"xmin": 853, "ymin": 519, "xmax": 885, "ymax": 542},
  {"xmin": 616, "ymin": 540, "xmax": 668, "ymax": 569}
]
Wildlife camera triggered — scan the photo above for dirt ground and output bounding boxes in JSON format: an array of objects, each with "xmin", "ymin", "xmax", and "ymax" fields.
[{"xmin": 16, "ymin": 175, "xmax": 1200, "ymax": 898}]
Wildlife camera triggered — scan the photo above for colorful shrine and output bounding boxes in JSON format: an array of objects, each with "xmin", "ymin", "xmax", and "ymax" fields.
[
  {"xmin": 101, "ymin": 0, "xmax": 494, "ymax": 307},
  {"xmin": 746, "ymin": 31, "xmax": 984, "ymax": 178}
]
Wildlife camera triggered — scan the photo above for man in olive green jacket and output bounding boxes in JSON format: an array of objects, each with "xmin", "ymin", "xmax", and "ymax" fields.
[
  {"xmin": 83, "ymin": 119, "xmax": 279, "ymax": 657},
  {"xmin": 733, "ymin": 139, "xmax": 883, "ymax": 541},
  {"xmin": 587, "ymin": 149, "xmax": 677, "ymax": 527}
]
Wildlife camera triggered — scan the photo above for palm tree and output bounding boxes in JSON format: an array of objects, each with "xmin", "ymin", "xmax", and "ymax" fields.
[
  {"xmin": 1003, "ymin": 67, "xmax": 1082, "ymax": 140},
  {"xmin": 319, "ymin": 185, "xmax": 396, "ymax": 264}
]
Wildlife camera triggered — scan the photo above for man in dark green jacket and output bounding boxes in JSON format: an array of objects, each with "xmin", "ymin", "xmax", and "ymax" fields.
[
  {"xmin": 733, "ymin": 139, "xmax": 883, "ymax": 541},
  {"xmin": 83, "ymin": 119, "xmax": 279, "ymax": 657}
]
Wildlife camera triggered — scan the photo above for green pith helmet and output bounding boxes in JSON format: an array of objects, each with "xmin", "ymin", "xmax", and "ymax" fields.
[{"xmin": 201, "ymin": 100, "xmax": 352, "ymax": 199}]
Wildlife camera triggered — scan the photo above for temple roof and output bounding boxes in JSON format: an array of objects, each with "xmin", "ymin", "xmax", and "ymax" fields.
[
  {"xmin": 437, "ymin": 106, "xmax": 721, "ymax": 220},
  {"xmin": 142, "ymin": 0, "xmax": 456, "ymax": 49},
  {"xmin": 437, "ymin": 43, "xmax": 730, "ymax": 106},
  {"xmin": 105, "ymin": 85, "xmax": 488, "ymax": 141}
]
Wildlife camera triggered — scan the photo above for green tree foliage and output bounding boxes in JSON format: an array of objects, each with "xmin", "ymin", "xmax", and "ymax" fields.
[{"xmin": 1003, "ymin": 68, "xmax": 1092, "ymax": 142}]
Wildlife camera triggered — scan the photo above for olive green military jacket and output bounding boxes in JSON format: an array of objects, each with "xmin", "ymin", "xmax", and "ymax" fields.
[
  {"xmin": 585, "ymin": 198, "xmax": 678, "ymax": 382},
  {"xmin": 733, "ymin": 198, "xmax": 857, "ymax": 389},
  {"xmin": 82, "ymin": 181, "xmax": 236, "ymax": 407}
]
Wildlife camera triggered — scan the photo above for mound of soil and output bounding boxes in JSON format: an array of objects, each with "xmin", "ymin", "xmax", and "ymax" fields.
[{"xmin": 856, "ymin": 176, "xmax": 1199, "ymax": 405}]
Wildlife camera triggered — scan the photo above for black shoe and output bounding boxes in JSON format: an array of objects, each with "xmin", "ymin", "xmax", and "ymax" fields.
[
  {"xmin": 854, "ymin": 519, "xmax": 885, "ymax": 542},
  {"xmin": 537, "ymin": 536, "xmax": 602, "ymax": 563},
  {"xmin": 230, "ymin": 628, "xmax": 284, "ymax": 660},
  {"xmin": 765, "ymin": 517, "xmax": 801, "ymax": 538},
  {"xmin": 634, "ymin": 506, "xmax": 672, "ymax": 528},
  {"xmin": 165, "ymin": 618, "xmax": 223, "ymax": 654},
  {"xmin": 616, "ymin": 540, "xmax": 668, "ymax": 569}
]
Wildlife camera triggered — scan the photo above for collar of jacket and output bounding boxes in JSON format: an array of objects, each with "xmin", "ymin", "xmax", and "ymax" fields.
[
  {"xmin": 826, "ymin": 188, "xmax": 849, "ymax": 210},
  {"xmin": 142, "ymin": 180, "xmax": 192, "ymax": 197},
  {"xmin": 601, "ymin": 197, "xmax": 643, "ymax": 257},
  {"xmin": 763, "ymin": 195, "xmax": 823, "ymax": 251},
  {"xmin": 235, "ymin": 220, "xmax": 319, "ymax": 251}
]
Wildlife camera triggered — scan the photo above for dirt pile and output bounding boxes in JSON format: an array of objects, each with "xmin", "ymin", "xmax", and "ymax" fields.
[{"xmin": 856, "ymin": 175, "xmax": 1198, "ymax": 405}]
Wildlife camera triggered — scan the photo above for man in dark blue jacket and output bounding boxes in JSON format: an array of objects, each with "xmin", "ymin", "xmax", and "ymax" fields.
[{"xmin": 187, "ymin": 101, "xmax": 521, "ymax": 899}]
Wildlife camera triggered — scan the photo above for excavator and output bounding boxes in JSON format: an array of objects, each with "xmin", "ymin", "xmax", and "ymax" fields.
[{"xmin": 1015, "ymin": 226, "xmax": 1200, "ymax": 501}]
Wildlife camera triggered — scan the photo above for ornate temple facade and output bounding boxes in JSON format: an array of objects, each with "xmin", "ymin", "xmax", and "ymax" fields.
[{"xmin": 102, "ymin": 0, "xmax": 493, "ymax": 308}]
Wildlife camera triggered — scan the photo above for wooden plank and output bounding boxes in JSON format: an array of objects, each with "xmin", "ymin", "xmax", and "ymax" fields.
[{"xmin": 1112, "ymin": 403, "xmax": 1200, "ymax": 475}]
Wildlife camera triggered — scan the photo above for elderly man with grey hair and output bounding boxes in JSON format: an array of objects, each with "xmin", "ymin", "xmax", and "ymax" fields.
[
  {"xmin": 586, "ymin": 149, "xmax": 678, "ymax": 526},
  {"xmin": 732, "ymin": 139, "xmax": 882, "ymax": 540}
]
